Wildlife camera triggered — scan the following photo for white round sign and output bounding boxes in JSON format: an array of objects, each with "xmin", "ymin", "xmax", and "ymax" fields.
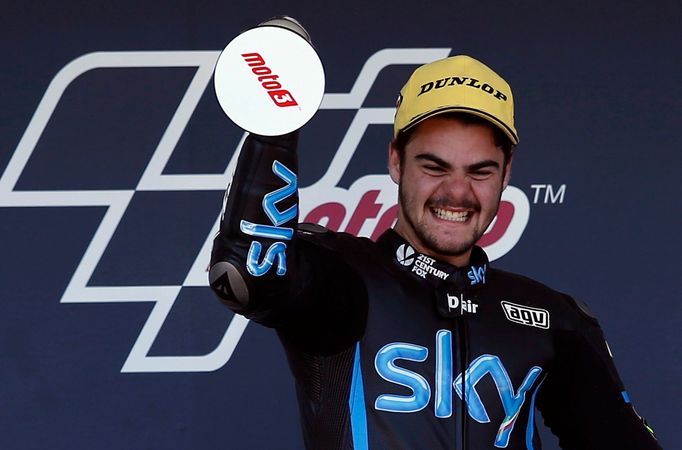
[{"xmin": 214, "ymin": 25, "xmax": 325, "ymax": 136}]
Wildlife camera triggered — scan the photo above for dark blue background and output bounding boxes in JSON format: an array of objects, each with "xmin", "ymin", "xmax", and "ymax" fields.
[{"xmin": 2, "ymin": 1, "xmax": 679, "ymax": 449}]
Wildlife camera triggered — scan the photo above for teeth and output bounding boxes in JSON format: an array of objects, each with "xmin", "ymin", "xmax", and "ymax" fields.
[{"xmin": 434, "ymin": 208, "xmax": 468, "ymax": 222}]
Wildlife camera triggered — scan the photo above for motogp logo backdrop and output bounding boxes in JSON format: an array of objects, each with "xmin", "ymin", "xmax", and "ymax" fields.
[{"xmin": 0, "ymin": 48, "xmax": 529, "ymax": 373}]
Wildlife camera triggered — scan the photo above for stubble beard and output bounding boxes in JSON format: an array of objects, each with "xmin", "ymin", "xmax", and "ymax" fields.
[{"xmin": 398, "ymin": 185, "xmax": 489, "ymax": 258}]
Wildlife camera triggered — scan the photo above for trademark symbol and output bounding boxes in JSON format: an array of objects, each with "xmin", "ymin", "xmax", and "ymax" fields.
[{"xmin": 530, "ymin": 184, "xmax": 566, "ymax": 204}]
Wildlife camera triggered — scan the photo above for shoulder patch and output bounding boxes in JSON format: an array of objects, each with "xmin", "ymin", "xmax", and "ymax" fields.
[{"xmin": 568, "ymin": 296, "xmax": 599, "ymax": 322}]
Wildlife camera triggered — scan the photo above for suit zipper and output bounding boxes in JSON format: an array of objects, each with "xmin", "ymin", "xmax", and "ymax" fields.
[{"xmin": 455, "ymin": 313, "xmax": 469, "ymax": 450}]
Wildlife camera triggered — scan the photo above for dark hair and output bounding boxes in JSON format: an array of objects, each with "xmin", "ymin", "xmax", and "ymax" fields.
[{"xmin": 392, "ymin": 112, "xmax": 515, "ymax": 166}]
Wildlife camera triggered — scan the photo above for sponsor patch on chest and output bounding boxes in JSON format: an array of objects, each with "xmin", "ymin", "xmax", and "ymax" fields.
[
  {"xmin": 395, "ymin": 244, "xmax": 450, "ymax": 280},
  {"xmin": 501, "ymin": 301, "xmax": 550, "ymax": 329}
]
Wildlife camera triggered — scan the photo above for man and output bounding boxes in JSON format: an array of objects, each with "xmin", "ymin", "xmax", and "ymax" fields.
[{"xmin": 209, "ymin": 55, "xmax": 660, "ymax": 449}]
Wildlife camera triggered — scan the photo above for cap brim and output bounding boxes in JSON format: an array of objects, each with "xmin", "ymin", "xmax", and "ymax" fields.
[{"xmin": 400, "ymin": 106, "xmax": 519, "ymax": 145}]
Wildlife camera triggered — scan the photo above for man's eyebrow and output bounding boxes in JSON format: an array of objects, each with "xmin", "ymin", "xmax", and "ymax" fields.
[
  {"xmin": 414, "ymin": 154, "xmax": 500, "ymax": 172},
  {"xmin": 467, "ymin": 160, "xmax": 500, "ymax": 171},
  {"xmin": 415, "ymin": 153, "xmax": 451, "ymax": 169}
]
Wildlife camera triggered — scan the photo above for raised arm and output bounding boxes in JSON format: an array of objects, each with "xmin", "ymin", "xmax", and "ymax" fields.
[
  {"xmin": 209, "ymin": 132, "xmax": 300, "ymax": 324},
  {"xmin": 208, "ymin": 132, "xmax": 367, "ymax": 353}
]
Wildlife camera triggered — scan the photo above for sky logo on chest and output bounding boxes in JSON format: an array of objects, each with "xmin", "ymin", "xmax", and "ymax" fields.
[{"xmin": 395, "ymin": 244, "xmax": 450, "ymax": 280}]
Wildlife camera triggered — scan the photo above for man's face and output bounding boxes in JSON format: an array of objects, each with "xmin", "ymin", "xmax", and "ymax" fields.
[{"xmin": 388, "ymin": 116, "xmax": 511, "ymax": 266}]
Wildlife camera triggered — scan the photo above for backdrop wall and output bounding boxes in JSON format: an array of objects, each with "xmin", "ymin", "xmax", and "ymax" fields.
[{"xmin": 2, "ymin": 1, "xmax": 680, "ymax": 449}]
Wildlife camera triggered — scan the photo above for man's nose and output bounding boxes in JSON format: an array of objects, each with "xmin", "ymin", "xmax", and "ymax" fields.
[{"xmin": 439, "ymin": 173, "xmax": 473, "ymax": 199}]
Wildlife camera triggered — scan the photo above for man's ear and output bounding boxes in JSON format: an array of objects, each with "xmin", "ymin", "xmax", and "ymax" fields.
[
  {"xmin": 388, "ymin": 141, "xmax": 401, "ymax": 185},
  {"xmin": 502, "ymin": 155, "xmax": 513, "ymax": 190}
]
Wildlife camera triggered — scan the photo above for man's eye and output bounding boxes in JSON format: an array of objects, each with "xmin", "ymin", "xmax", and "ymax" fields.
[
  {"xmin": 471, "ymin": 170, "xmax": 493, "ymax": 178},
  {"xmin": 423, "ymin": 165, "xmax": 445, "ymax": 172}
]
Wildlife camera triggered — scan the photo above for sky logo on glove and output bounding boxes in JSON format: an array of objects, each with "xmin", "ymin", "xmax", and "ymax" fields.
[{"xmin": 239, "ymin": 160, "xmax": 298, "ymax": 276}]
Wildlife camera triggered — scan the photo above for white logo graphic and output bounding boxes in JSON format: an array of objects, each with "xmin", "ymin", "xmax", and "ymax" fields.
[
  {"xmin": 395, "ymin": 244, "xmax": 415, "ymax": 266},
  {"xmin": 1, "ymin": 48, "xmax": 530, "ymax": 373},
  {"xmin": 447, "ymin": 293, "xmax": 478, "ymax": 314},
  {"xmin": 214, "ymin": 26, "xmax": 325, "ymax": 135},
  {"xmin": 501, "ymin": 301, "xmax": 550, "ymax": 329},
  {"xmin": 411, "ymin": 254, "xmax": 450, "ymax": 280}
]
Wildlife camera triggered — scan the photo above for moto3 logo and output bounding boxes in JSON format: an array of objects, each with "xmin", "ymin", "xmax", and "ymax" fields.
[
  {"xmin": 1, "ymin": 48, "xmax": 530, "ymax": 373},
  {"xmin": 501, "ymin": 302, "xmax": 550, "ymax": 329},
  {"xmin": 241, "ymin": 52, "xmax": 299, "ymax": 107}
]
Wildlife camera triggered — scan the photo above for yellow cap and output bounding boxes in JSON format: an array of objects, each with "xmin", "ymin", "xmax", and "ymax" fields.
[{"xmin": 394, "ymin": 55, "xmax": 518, "ymax": 144}]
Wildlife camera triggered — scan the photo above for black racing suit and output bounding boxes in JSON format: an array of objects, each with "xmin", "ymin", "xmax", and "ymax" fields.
[{"xmin": 209, "ymin": 132, "xmax": 661, "ymax": 449}]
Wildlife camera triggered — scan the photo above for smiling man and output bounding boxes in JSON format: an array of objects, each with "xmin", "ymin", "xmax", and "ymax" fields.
[
  {"xmin": 389, "ymin": 115, "xmax": 511, "ymax": 266},
  {"xmin": 209, "ymin": 55, "xmax": 661, "ymax": 449}
]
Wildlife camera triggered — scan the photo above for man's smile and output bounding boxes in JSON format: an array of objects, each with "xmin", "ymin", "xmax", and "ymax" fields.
[{"xmin": 432, "ymin": 207, "xmax": 470, "ymax": 222}]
